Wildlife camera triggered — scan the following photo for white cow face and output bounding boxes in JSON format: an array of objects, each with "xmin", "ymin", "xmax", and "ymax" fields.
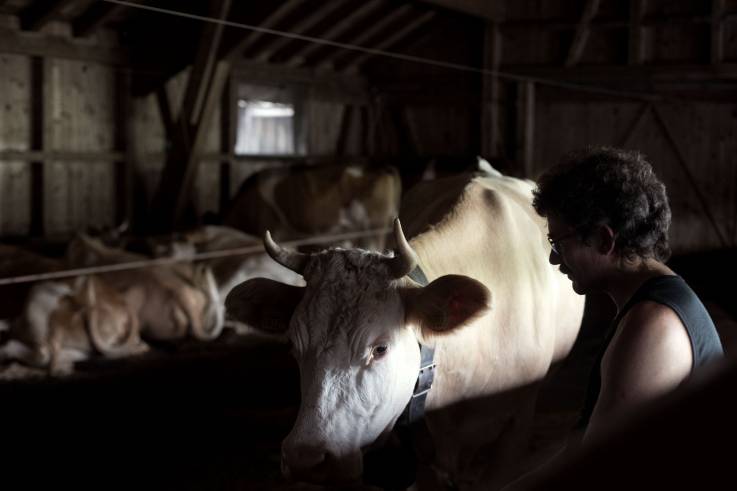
[
  {"xmin": 225, "ymin": 220, "xmax": 491, "ymax": 485},
  {"xmin": 226, "ymin": 249, "xmax": 491, "ymax": 485},
  {"xmin": 280, "ymin": 250, "xmax": 421, "ymax": 483}
]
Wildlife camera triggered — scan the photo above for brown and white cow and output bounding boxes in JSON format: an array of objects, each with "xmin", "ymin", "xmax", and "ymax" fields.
[
  {"xmin": 0, "ymin": 274, "xmax": 147, "ymax": 375},
  {"xmin": 66, "ymin": 234, "xmax": 224, "ymax": 342},
  {"xmin": 225, "ymin": 171, "xmax": 585, "ymax": 489},
  {"xmin": 223, "ymin": 164, "xmax": 401, "ymax": 250}
]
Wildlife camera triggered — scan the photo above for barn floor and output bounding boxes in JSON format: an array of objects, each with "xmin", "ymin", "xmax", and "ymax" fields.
[{"xmin": 1, "ymin": 250, "xmax": 734, "ymax": 490}]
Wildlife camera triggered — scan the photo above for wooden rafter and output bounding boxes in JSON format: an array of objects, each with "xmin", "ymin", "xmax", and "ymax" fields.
[
  {"xmin": 346, "ymin": 11, "xmax": 436, "ymax": 68},
  {"xmin": 629, "ymin": 0, "xmax": 648, "ymax": 64},
  {"xmin": 223, "ymin": 0, "xmax": 304, "ymax": 61},
  {"xmin": 318, "ymin": 4, "xmax": 414, "ymax": 69},
  {"xmin": 712, "ymin": 0, "xmax": 725, "ymax": 64},
  {"xmin": 73, "ymin": 2, "xmax": 127, "ymax": 38},
  {"xmin": 253, "ymin": 1, "xmax": 346, "ymax": 62},
  {"xmin": 415, "ymin": 0, "xmax": 503, "ymax": 20},
  {"xmin": 20, "ymin": 0, "xmax": 76, "ymax": 31},
  {"xmin": 565, "ymin": 0, "xmax": 601, "ymax": 67},
  {"xmin": 284, "ymin": 0, "xmax": 385, "ymax": 67},
  {"xmin": 150, "ymin": 0, "xmax": 233, "ymax": 231}
]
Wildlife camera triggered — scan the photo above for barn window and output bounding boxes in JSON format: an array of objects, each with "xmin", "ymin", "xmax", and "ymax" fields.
[{"xmin": 234, "ymin": 84, "xmax": 305, "ymax": 155}]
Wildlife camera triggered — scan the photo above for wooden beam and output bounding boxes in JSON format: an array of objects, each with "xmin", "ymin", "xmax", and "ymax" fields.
[
  {"xmin": 188, "ymin": 0, "xmax": 232, "ymax": 125},
  {"xmin": 73, "ymin": 2, "xmax": 127, "ymax": 38},
  {"xmin": 335, "ymin": 105, "xmax": 354, "ymax": 156},
  {"xmin": 617, "ymin": 103, "xmax": 652, "ymax": 147},
  {"xmin": 284, "ymin": 0, "xmax": 384, "ymax": 67},
  {"xmin": 173, "ymin": 61, "xmax": 231, "ymax": 226},
  {"xmin": 651, "ymin": 106, "xmax": 730, "ymax": 248},
  {"xmin": 219, "ymin": 76, "xmax": 236, "ymax": 214},
  {"xmin": 629, "ymin": 0, "xmax": 648, "ymax": 65},
  {"xmin": 253, "ymin": 1, "xmax": 346, "ymax": 62},
  {"xmin": 711, "ymin": 0, "xmax": 725, "ymax": 65},
  {"xmin": 499, "ymin": 63, "xmax": 737, "ymax": 83},
  {"xmin": 415, "ymin": 0, "xmax": 503, "ymax": 20},
  {"xmin": 318, "ymin": 4, "xmax": 413, "ymax": 69},
  {"xmin": 346, "ymin": 11, "xmax": 436, "ymax": 68},
  {"xmin": 29, "ymin": 57, "xmax": 45, "ymax": 236},
  {"xmin": 114, "ymin": 69, "xmax": 133, "ymax": 227},
  {"xmin": 19, "ymin": 0, "xmax": 76, "ymax": 31},
  {"xmin": 223, "ymin": 0, "xmax": 304, "ymax": 61},
  {"xmin": 481, "ymin": 21, "xmax": 502, "ymax": 158},
  {"xmin": 516, "ymin": 81, "xmax": 535, "ymax": 178},
  {"xmin": 0, "ymin": 151, "xmax": 126, "ymax": 162},
  {"xmin": 565, "ymin": 0, "xmax": 601, "ymax": 67},
  {"xmin": 0, "ymin": 26, "xmax": 128, "ymax": 65}
]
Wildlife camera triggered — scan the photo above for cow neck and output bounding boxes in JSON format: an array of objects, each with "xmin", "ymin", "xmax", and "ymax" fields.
[{"xmin": 397, "ymin": 264, "xmax": 436, "ymax": 428}]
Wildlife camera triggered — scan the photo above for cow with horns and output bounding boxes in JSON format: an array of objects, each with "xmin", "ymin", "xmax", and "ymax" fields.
[{"xmin": 226, "ymin": 171, "xmax": 585, "ymax": 489}]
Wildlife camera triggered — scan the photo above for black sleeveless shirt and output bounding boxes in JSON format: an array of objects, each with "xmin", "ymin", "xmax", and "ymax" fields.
[{"xmin": 577, "ymin": 275, "xmax": 724, "ymax": 430}]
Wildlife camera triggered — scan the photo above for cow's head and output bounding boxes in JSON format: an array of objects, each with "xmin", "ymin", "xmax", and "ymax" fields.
[{"xmin": 225, "ymin": 219, "xmax": 491, "ymax": 484}]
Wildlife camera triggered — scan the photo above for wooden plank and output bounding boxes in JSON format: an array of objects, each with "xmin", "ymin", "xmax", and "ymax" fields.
[
  {"xmin": 73, "ymin": 2, "xmax": 127, "ymax": 38},
  {"xmin": 516, "ymin": 81, "xmax": 535, "ymax": 178},
  {"xmin": 346, "ymin": 11, "xmax": 436, "ymax": 68},
  {"xmin": 481, "ymin": 21, "xmax": 502, "ymax": 158},
  {"xmin": 318, "ymin": 4, "xmax": 413, "ymax": 69},
  {"xmin": 652, "ymin": 105, "xmax": 730, "ymax": 248},
  {"xmin": 254, "ymin": 1, "xmax": 346, "ymax": 63},
  {"xmin": 223, "ymin": 0, "xmax": 304, "ymax": 61},
  {"xmin": 19, "ymin": 0, "xmax": 76, "ymax": 31},
  {"xmin": 712, "ymin": 0, "xmax": 725, "ymax": 64},
  {"xmin": 0, "ymin": 26, "xmax": 128, "ymax": 65},
  {"xmin": 285, "ymin": 0, "xmax": 384, "ymax": 67},
  {"xmin": 565, "ymin": 0, "xmax": 601, "ymax": 67},
  {"xmin": 629, "ymin": 0, "xmax": 648, "ymax": 65}
]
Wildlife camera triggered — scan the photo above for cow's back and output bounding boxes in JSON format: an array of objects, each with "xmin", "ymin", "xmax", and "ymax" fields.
[{"xmin": 398, "ymin": 173, "xmax": 584, "ymax": 482}]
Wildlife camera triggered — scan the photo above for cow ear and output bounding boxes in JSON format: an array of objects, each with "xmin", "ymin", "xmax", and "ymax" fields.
[
  {"xmin": 401, "ymin": 274, "xmax": 491, "ymax": 334},
  {"xmin": 225, "ymin": 278, "xmax": 304, "ymax": 333}
]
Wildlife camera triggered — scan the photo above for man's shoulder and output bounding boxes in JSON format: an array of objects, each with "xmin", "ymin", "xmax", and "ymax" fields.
[{"xmin": 607, "ymin": 300, "xmax": 693, "ymax": 382}]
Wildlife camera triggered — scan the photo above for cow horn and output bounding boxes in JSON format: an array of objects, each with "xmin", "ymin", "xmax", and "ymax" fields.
[
  {"xmin": 389, "ymin": 218, "xmax": 419, "ymax": 278},
  {"xmin": 264, "ymin": 231, "xmax": 309, "ymax": 275}
]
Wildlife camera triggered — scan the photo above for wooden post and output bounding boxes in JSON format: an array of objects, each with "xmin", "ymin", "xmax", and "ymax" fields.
[
  {"xmin": 481, "ymin": 21, "xmax": 502, "ymax": 158},
  {"xmin": 29, "ymin": 56, "xmax": 46, "ymax": 236},
  {"xmin": 711, "ymin": 0, "xmax": 725, "ymax": 65},
  {"xmin": 219, "ymin": 74, "xmax": 235, "ymax": 215},
  {"xmin": 629, "ymin": 0, "xmax": 649, "ymax": 65},
  {"xmin": 114, "ymin": 69, "xmax": 133, "ymax": 228},
  {"xmin": 516, "ymin": 81, "xmax": 535, "ymax": 178}
]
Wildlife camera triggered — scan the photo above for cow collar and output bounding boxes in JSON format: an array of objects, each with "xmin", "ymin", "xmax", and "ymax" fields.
[{"xmin": 397, "ymin": 264, "xmax": 436, "ymax": 428}]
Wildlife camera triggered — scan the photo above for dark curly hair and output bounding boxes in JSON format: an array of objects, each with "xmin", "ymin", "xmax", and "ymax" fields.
[{"xmin": 532, "ymin": 147, "xmax": 672, "ymax": 262}]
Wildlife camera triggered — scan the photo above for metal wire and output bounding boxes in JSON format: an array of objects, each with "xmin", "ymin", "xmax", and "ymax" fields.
[
  {"xmin": 0, "ymin": 227, "xmax": 392, "ymax": 286},
  {"xmin": 101, "ymin": 0, "xmax": 664, "ymax": 102}
]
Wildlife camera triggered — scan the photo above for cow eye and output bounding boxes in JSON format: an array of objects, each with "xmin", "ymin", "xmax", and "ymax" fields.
[{"xmin": 372, "ymin": 345, "xmax": 388, "ymax": 359}]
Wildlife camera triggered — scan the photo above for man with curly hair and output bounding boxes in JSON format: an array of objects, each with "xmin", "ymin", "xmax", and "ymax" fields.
[{"xmin": 532, "ymin": 146, "xmax": 723, "ymax": 442}]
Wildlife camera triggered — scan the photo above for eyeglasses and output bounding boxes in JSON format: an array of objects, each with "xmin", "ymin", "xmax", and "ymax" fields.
[{"xmin": 547, "ymin": 231, "xmax": 578, "ymax": 255}]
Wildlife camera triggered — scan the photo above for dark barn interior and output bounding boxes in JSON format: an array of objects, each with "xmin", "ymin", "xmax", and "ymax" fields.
[{"xmin": 0, "ymin": 0, "xmax": 736, "ymax": 489}]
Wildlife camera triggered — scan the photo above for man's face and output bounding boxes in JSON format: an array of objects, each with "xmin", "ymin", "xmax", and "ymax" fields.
[{"xmin": 546, "ymin": 215, "xmax": 595, "ymax": 295}]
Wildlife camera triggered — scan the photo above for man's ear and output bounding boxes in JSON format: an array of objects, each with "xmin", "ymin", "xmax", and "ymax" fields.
[
  {"xmin": 595, "ymin": 224, "xmax": 617, "ymax": 255},
  {"xmin": 225, "ymin": 278, "xmax": 304, "ymax": 333},
  {"xmin": 401, "ymin": 274, "xmax": 491, "ymax": 334}
]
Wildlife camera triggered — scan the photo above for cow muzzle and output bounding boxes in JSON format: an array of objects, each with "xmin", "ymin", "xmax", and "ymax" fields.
[{"xmin": 281, "ymin": 443, "xmax": 362, "ymax": 485}]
